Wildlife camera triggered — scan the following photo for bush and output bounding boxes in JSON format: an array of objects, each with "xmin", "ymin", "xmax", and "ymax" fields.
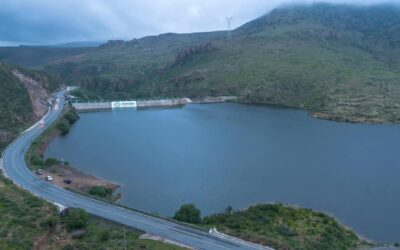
[
  {"xmin": 173, "ymin": 204, "xmax": 202, "ymax": 224},
  {"xmin": 63, "ymin": 244, "xmax": 74, "ymax": 250},
  {"xmin": 63, "ymin": 208, "xmax": 89, "ymax": 230},
  {"xmin": 99, "ymin": 230, "xmax": 110, "ymax": 241},
  {"xmin": 88, "ymin": 186, "xmax": 113, "ymax": 198},
  {"xmin": 45, "ymin": 157, "xmax": 59, "ymax": 167},
  {"xmin": 30, "ymin": 155, "xmax": 44, "ymax": 166},
  {"xmin": 64, "ymin": 110, "xmax": 80, "ymax": 124},
  {"xmin": 56, "ymin": 119, "xmax": 70, "ymax": 135},
  {"xmin": 42, "ymin": 216, "xmax": 59, "ymax": 228}
]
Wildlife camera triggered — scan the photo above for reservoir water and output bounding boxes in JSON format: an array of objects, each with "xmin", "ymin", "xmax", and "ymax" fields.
[{"xmin": 45, "ymin": 103, "xmax": 400, "ymax": 242}]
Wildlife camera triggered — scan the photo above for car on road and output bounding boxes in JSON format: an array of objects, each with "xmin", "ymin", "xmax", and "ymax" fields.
[
  {"xmin": 63, "ymin": 179, "xmax": 72, "ymax": 184},
  {"xmin": 36, "ymin": 169, "xmax": 44, "ymax": 175},
  {"xmin": 45, "ymin": 176, "xmax": 53, "ymax": 181}
]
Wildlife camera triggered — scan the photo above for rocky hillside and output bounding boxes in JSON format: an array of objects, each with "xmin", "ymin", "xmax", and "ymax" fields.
[
  {"xmin": 46, "ymin": 3, "xmax": 400, "ymax": 123},
  {"xmin": 0, "ymin": 63, "xmax": 56, "ymax": 151}
]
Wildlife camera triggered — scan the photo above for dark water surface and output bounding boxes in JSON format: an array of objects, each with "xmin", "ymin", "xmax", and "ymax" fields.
[{"xmin": 45, "ymin": 103, "xmax": 400, "ymax": 242}]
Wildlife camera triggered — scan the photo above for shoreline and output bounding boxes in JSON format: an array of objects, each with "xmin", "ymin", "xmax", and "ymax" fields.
[
  {"xmin": 37, "ymin": 100, "xmax": 392, "ymax": 246},
  {"xmin": 73, "ymin": 95, "xmax": 399, "ymax": 124},
  {"xmin": 28, "ymin": 106, "xmax": 121, "ymax": 201}
]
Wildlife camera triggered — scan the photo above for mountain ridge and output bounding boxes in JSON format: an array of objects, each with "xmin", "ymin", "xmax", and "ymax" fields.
[{"xmin": 45, "ymin": 3, "xmax": 400, "ymax": 123}]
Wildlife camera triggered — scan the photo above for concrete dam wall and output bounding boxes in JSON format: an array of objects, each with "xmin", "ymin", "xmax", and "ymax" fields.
[
  {"xmin": 72, "ymin": 102, "xmax": 111, "ymax": 111},
  {"xmin": 72, "ymin": 98, "xmax": 192, "ymax": 111}
]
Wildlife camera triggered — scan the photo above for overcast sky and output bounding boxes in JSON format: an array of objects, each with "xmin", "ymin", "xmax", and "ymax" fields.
[{"xmin": 0, "ymin": 0, "xmax": 397, "ymax": 45}]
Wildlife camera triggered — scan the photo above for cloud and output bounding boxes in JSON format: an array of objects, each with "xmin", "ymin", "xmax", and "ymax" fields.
[{"xmin": 0, "ymin": 0, "xmax": 398, "ymax": 45}]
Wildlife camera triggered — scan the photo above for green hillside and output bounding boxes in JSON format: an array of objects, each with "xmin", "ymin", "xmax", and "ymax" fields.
[
  {"xmin": 0, "ymin": 64, "xmax": 35, "ymax": 151},
  {"xmin": 46, "ymin": 3, "xmax": 400, "ymax": 123},
  {"xmin": 0, "ymin": 63, "xmax": 62, "ymax": 151},
  {"xmin": 0, "ymin": 46, "xmax": 93, "ymax": 68}
]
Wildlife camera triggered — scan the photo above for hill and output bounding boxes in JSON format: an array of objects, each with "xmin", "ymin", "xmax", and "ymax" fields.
[
  {"xmin": 46, "ymin": 3, "xmax": 400, "ymax": 123},
  {"xmin": 0, "ymin": 62, "xmax": 183, "ymax": 249},
  {"xmin": 0, "ymin": 46, "xmax": 93, "ymax": 68},
  {"xmin": 0, "ymin": 63, "xmax": 55, "ymax": 151}
]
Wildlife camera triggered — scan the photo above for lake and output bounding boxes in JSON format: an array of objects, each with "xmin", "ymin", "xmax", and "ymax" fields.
[{"xmin": 45, "ymin": 103, "xmax": 400, "ymax": 242}]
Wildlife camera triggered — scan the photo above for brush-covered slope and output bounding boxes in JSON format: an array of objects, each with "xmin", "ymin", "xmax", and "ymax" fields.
[
  {"xmin": 0, "ymin": 63, "xmax": 61, "ymax": 151},
  {"xmin": 47, "ymin": 3, "xmax": 400, "ymax": 123}
]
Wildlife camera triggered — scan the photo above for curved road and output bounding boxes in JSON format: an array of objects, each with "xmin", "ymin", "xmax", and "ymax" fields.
[{"xmin": 2, "ymin": 91, "xmax": 271, "ymax": 250}]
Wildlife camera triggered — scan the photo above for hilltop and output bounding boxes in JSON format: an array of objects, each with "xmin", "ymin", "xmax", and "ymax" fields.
[
  {"xmin": 45, "ymin": 3, "xmax": 400, "ymax": 123},
  {"xmin": 0, "ymin": 46, "xmax": 93, "ymax": 68}
]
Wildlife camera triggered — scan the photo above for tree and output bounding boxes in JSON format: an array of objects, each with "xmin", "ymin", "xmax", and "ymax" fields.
[
  {"xmin": 63, "ymin": 208, "xmax": 89, "ymax": 230},
  {"xmin": 45, "ymin": 157, "xmax": 60, "ymax": 167},
  {"xmin": 56, "ymin": 119, "xmax": 70, "ymax": 135},
  {"xmin": 225, "ymin": 205, "xmax": 233, "ymax": 214},
  {"xmin": 173, "ymin": 204, "xmax": 201, "ymax": 224},
  {"xmin": 88, "ymin": 186, "xmax": 113, "ymax": 198}
]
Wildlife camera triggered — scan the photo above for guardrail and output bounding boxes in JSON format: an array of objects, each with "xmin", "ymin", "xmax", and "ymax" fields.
[{"xmin": 0, "ymin": 157, "xmax": 4, "ymax": 173}]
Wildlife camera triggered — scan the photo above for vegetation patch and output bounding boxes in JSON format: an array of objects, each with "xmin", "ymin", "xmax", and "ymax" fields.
[
  {"xmin": 88, "ymin": 186, "xmax": 115, "ymax": 200},
  {"xmin": 0, "ymin": 174, "xmax": 184, "ymax": 249},
  {"xmin": 173, "ymin": 203, "xmax": 370, "ymax": 250},
  {"xmin": 173, "ymin": 204, "xmax": 202, "ymax": 224},
  {"xmin": 27, "ymin": 105, "xmax": 79, "ymax": 171}
]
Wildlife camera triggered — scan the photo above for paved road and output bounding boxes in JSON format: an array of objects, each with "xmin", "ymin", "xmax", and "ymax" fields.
[{"xmin": 2, "ymin": 90, "xmax": 272, "ymax": 250}]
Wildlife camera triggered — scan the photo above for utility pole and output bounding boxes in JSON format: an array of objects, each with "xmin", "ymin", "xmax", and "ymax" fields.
[
  {"xmin": 226, "ymin": 16, "xmax": 233, "ymax": 41},
  {"xmin": 123, "ymin": 227, "xmax": 127, "ymax": 250}
]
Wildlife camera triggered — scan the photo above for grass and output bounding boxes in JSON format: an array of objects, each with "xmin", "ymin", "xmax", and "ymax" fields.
[{"xmin": 0, "ymin": 174, "xmax": 58, "ymax": 249}]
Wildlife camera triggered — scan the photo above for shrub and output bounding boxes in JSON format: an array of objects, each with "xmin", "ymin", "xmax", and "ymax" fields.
[
  {"xmin": 56, "ymin": 119, "xmax": 70, "ymax": 135},
  {"xmin": 30, "ymin": 155, "xmax": 44, "ymax": 166},
  {"xmin": 88, "ymin": 186, "xmax": 113, "ymax": 198},
  {"xmin": 64, "ymin": 110, "xmax": 80, "ymax": 124},
  {"xmin": 45, "ymin": 157, "xmax": 59, "ymax": 167},
  {"xmin": 63, "ymin": 208, "xmax": 89, "ymax": 230},
  {"xmin": 42, "ymin": 216, "xmax": 59, "ymax": 228},
  {"xmin": 173, "ymin": 204, "xmax": 202, "ymax": 224},
  {"xmin": 99, "ymin": 230, "xmax": 110, "ymax": 241}
]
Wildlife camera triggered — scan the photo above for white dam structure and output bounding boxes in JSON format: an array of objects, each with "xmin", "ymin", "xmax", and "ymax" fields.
[
  {"xmin": 111, "ymin": 101, "xmax": 137, "ymax": 109},
  {"xmin": 72, "ymin": 98, "xmax": 192, "ymax": 111}
]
